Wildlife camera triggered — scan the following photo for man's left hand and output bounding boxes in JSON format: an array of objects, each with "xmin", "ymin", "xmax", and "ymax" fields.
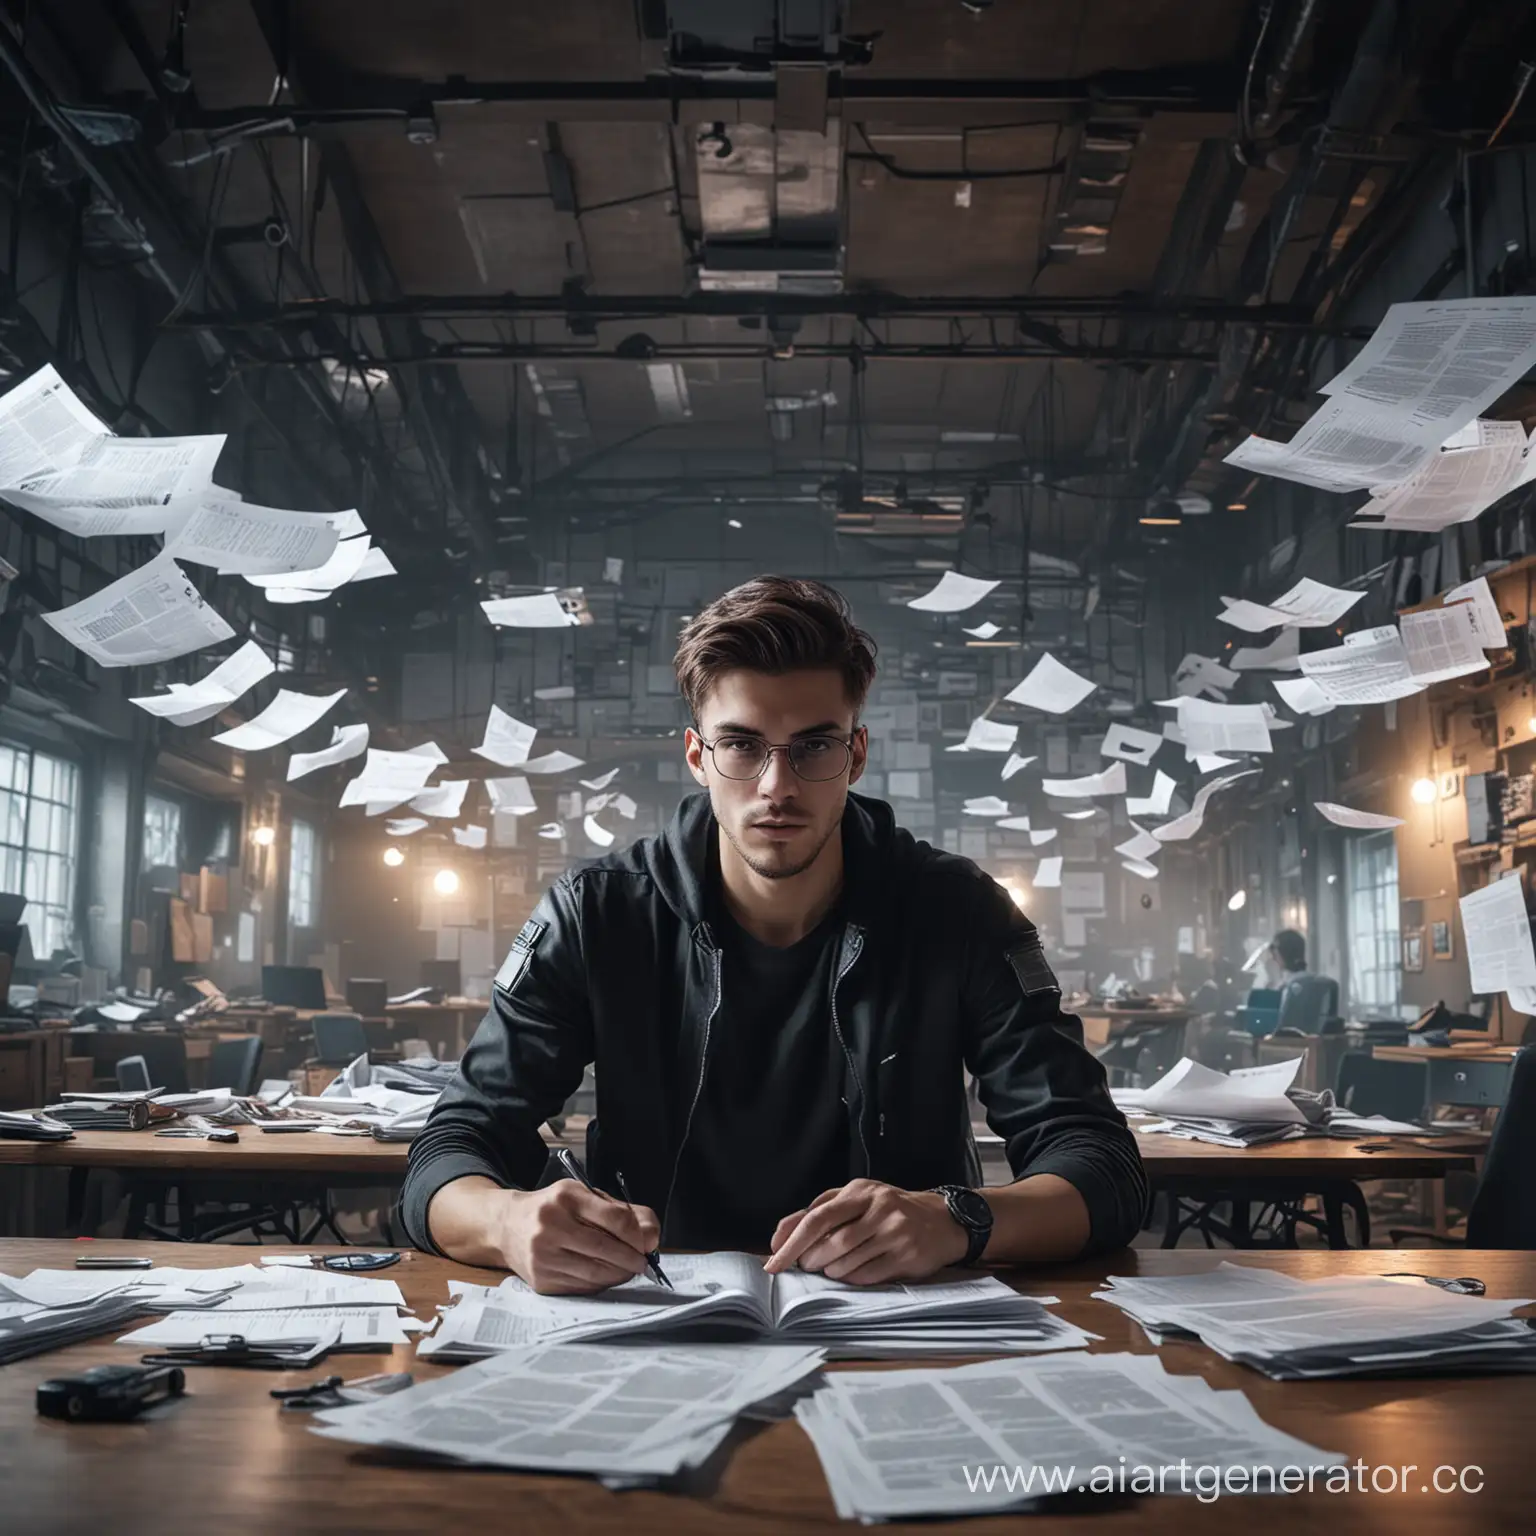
[{"xmin": 763, "ymin": 1179, "xmax": 968, "ymax": 1284}]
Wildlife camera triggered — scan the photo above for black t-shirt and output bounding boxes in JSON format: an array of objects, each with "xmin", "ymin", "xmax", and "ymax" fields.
[{"xmin": 663, "ymin": 889, "xmax": 852, "ymax": 1251}]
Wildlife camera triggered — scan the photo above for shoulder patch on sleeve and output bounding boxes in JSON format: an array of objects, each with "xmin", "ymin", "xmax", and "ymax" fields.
[
  {"xmin": 1006, "ymin": 931, "xmax": 1060, "ymax": 998},
  {"xmin": 494, "ymin": 918, "xmax": 547, "ymax": 993}
]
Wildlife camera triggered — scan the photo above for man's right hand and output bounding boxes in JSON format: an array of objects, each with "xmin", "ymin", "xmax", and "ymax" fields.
[{"xmin": 427, "ymin": 1175, "xmax": 661, "ymax": 1294}]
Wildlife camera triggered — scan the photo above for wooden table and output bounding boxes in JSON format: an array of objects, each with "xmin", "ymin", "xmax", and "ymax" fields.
[
  {"xmin": 1, "ymin": 1239, "xmax": 1530, "ymax": 1535},
  {"xmin": 1370, "ymin": 1046, "xmax": 1517, "ymax": 1111}
]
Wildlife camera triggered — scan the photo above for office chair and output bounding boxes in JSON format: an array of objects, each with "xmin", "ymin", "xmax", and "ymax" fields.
[
  {"xmin": 310, "ymin": 1012, "xmax": 370, "ymax": 1066},
  {"xmin": 205, "ymin": 1036, "xmax": 264, "ymax": 1096},
  {"xmin": 1335, "ymin": 1052, "xmax": 1427, "ymax": 1122},
  {"xmin": 113, "ymin": 1035, "xmax": 189, "ymax": 1096},
  {"xmin": 114, "ymin": 1055, "xmax": 151, "ymax": 1093}
]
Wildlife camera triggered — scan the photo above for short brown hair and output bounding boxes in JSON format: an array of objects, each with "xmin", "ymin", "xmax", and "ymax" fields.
[{"xmin": 674, "ymin": 576, "xmax": 878, "ymax": 724}]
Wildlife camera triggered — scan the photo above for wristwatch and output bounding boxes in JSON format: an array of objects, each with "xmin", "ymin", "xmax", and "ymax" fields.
[{"xmin": 932, "ymin": 1184, "xmax": 993, "ymax": 1265}]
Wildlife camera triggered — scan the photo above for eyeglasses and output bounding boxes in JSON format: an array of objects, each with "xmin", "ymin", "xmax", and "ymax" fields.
[{"xmin": 699, "ymin": 733, "xmax": 855, "ymax": 782}]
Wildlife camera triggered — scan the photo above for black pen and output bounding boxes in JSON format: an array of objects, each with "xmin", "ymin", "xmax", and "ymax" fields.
[{"xmin": 554, "ymin": 1146, "xmax": 673, "ymax": 1289}]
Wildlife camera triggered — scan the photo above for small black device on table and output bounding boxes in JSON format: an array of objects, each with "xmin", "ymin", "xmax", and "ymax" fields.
[{"xmin": 37, "ymin": 1363, "xmax": 185, "ymax": 1421}]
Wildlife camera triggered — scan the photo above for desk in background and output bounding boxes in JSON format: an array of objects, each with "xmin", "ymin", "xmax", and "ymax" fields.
[
  {"xmin": 1371, "ymin": 1044, "xmax": 1519, "ymax": 1112},
  {"xmin": 1, "ymin": 1238, "xmax": 1532, "ymax": 1534}
]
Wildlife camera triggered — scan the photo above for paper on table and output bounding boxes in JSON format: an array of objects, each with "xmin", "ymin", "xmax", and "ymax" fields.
[
  {"xmin": 42, "ymin": 553, "xmax": 234, "ymax": 667},
  {"xmin": 0, "ymin": 364, "xmax": 110, "ymax": 489},
  {"xmin": 1176, "ymin": 699, "xmax": 1272, "ymax": 755},
  {"xmin": 1349, "ymin": 420, "xmax": 1529, "ymax": 531},
  {"xmin": 906, "ymin": 571, "xmax": 999, "ymax": 613},
  {"xmin": 6, "ymin": 433, "xmax": 225, "ymax": 530},
  {"xmin": 411, "ymin": 781, "xmax": 470, "ymax": 819},
  {"xmin": 1272, "ymin": 676, "xmax": 1335, "ymax": 716},
  {"xmin": 1442, "ymin": 575, "xmax": 1507, "ymax": 648},
  {"xmin": 1100, "ymin": 724, "xmax": 1162, "ymax": 765},
  {"xmin": 1124, "ymin": 770, "xmax": 1176, "ymax": 817},
  {"xmin": 521, "ymin": 750, "xmax": 585, "ymax": 775},
  {"xmin": 1229, "ymin": 628, "xmax": 1302, "ymax": 671},
  {"xmin": 480, "ymin": 592, "xmax": 580, "ymax": 628},
  {"xmin": 583, "ymin": 815, "xmax": 615, "ymax": 848},
  {"xmin": 580, "ymin": 769, "xmax": 620, "ymax": 791},
  {"xmin": 1004, "ymin": 654, "xmax": 1096, "ymax": 714},
  {"xmin": 473, "ymin": 705, "xmax": 536, "ymax": 768},
  {"xmin": 120, "ymin": 1306, "xmax": 409, "ymax": 1350},
  {"xmin": 211, "ymin": 687, "xmax": 345, "ymax": 751},
  {"xmin": 947, "ymin": 716, "xmax": 1018, "ymax": 754},
  {"xmin": 246, "ymin": 534, "xmax": 372, "ymax": 592},
  {"xmin": 129, "ymin": 640, "xmax": 273, "ymax": 723},
  {"xmin": 1152, "ymin": 768, "xmax": 1261, "ymax": 842},
  {"xmin": 962, "ymin": 796, "xmax": 1010, "ymax": 817},
  {"xmin": 453, "ymin": 825, "xmax": 488, "ymax": 849},
  {"xmin": 1033, "ymin": 857, "xmax": 1062, "ymax": 888},
  {"xmin": 287, "ymin": 723, "xmax": 369, "ymax": 781},
  {"xmin": 963, "ymin": 621, "xmax": 1002, "ymax": 639},
  {"xmin": 1040, "ymin": 762, "xmax": 1125, "ymax": 798},
  {"xmin": 1298, "ymin": 626, "xmax": 1425, "ymax": 705},
  {"xmin": 1218, "ymin": 577, "xmax": 1366, "ymax": 633},
  {"xmin": 1314, "ymin": 801, "xmax": 1403, "ymax": 830},
  {"xmin": 163, "ymin": 492, "xmax": 341, "ymax": 575},
  {"xmin": 1400, "ymin": 602, "xmax": 1491, "ymax": 683},
  {"xmin": 1459, "ymin": 876, "xmax": 1536, "ymax": 994},
  {"xmin": 485, "ymin": 776, "xmax": 537, "ymax": 814},
  {"xmin": 1319, "ymin": 296, "xmax": 1536, "ymax": 441},
  {"xmin": 1000, "ymin": 752, "xmax": 1035, "ymax": 780}
]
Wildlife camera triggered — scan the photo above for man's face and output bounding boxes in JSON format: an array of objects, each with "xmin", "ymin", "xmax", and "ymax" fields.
[{"xmin": 685, "ymin": 669, "xmax": 867, "ymax": 881}]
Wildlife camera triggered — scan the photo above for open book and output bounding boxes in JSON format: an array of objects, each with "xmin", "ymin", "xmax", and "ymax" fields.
[{"xmin": 420, "ymin": 1252, "xmax": 1091, "ymax": 1361}]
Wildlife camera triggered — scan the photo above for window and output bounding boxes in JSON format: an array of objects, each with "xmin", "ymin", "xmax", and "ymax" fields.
[
  {"xmin": 0, "ymin": 742, "xmax": 81, "ymax": 958},
  {"xmin": 288, "ymin": 819, "xmax": 318, "ymax": 929},
  {"xmin": 1346, "ymin": 830, "xmax": 1400, "ymax": 1010},
  {"xmin": 142, "ymin": 795, "xmax": 183, "ymax": 870}
]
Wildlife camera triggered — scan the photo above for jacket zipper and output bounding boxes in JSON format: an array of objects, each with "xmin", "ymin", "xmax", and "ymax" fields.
[
  {"xmin": 659, "ymin": 928, "xmax": 723, "ymax": 1239},
  {"xmin": 830, "ymin": 925, "xmax": 870, "ymax": 1175}
]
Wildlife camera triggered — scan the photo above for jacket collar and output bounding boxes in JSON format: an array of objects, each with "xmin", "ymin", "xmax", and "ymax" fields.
[{"xmin": 649, "ymin": 790, "xmax": 896, "ymax": 935}]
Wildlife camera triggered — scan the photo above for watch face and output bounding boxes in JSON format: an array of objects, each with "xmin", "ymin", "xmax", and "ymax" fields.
[{"xmin": 949, "ymin": 1187, "xmax": 992, "ymax": 1229}]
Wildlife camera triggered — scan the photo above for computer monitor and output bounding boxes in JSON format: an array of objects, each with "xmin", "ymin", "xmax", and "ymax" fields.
[
  {"xmin": 420, "ymin": 959, "xmax": 461, "ymax": 997},
  {"xmin": 261, "ymin": 964, "xmax": 328, "ymax": 1011},
  {"xmin": 346, "ymin": 977, "xmax": 389, "ymax": 1016}
]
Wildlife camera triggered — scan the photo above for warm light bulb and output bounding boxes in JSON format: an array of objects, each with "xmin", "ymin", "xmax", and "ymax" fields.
[
  {"xmin": 1528, "ymin": 714, "xmax": 1536, "ymax": 733},
  {"xmin": 382, "ymin": 847, "xmax": 405, "ymax": 868},
  {"xmin": 251, "ymin": 825, "xmax": 276, "ymax": 847},
  {"xmin": 432, "ymin": 868, "xmax": 460, "ymax": 895},
  {"xmin": 1227, "ymin": 890, "xmax": 1247, "ymax": 912},
  {"xmin": 1410, "ymin": 777, "xmax": 1436, "ymax": 805}
]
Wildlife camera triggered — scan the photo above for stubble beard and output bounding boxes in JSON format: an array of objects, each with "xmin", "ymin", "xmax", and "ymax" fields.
[{"xmin": 719, "ymin": 812, "xmax": 840, "ymax": 881}]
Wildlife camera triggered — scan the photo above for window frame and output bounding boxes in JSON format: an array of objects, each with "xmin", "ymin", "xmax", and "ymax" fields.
[
  {"xmin": 1345, "ymin": 829, "xmax": 1401, "ymax": 1011},
  {"xmin": 287, "ymin": 818, "xmax": 318, "ymax": 931},
  {"xmin": 0, "ymin": 740, "xmax": 82, "ymax": 959}
]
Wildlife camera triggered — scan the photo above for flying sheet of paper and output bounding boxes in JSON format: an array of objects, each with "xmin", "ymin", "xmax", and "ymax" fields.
[
  {"xmin": 1175, "ymin": 699, "xmax": 1272, "ymax": 755},
  {"xmin": 1272, "ymin": 675, "xmax": 1336, "ymax": 716},
  {"xmin": 537, "ymin": 823, "xmax": 565, "ymax": 839},
  {"xmin": 211, "ymin": 687, "xmax": 346, "ymax": 751},
  {"xmin": 580, "ymin": 769, "xmax": 620, "ymax": 791},
  {"xmin": 246, "ymin": 533, "xmax": 372, "ymax": 593},
  {"xmin": 411, "ymin": 780, "xmax": 470, "ymax": 819},
  {"xmin": 1314, "ymin": 801, "xmax": 1403, "ymax": 830},
  {"xmin": 1193, "ymin": 753, "xmax": 1240, "ymax": 772},
  {"xmin": 384, "ymin": 818, "xmax": 427, "ymax": 836},
  {"xmin": 1217, "ymin": 577, "xmax": 1366, "ymax": 633},
  {"xmin": 1172, "ymin": 653, "xmax": 1240, "ymax": 697},
  {"xmin": 997, "ymin": 817, "xmax": 1032, "ymax": 834},
  {"xmin": 42, "ymin": 553, "xmax": 234, "ymax": 667},
  {"xmin": 962, "ymin": 796, "xmax": 1010, "ymax": 817},
  {"xmin": 473, "ymin": 705, "xmax": 536, "ymax": 768},
  {"xmin": 948, "ymin": 716, "xmax": 1017, "ymax": 753},
  {"xmin": 1033, "ymin": 857, "xmax": 1062, "ymax": 888},
  {"xmin": 452, "ymin": 825, "xmax": 488, "ymax": 849},
  {"xmin": 1041, "ymin": 762, "xmax": 1126, "ymax": 798},
  {"xmin": 1061, "ymin": 809, "xmax": 1098, "ymax": 821},
  {"xmin": 485, "ymin": 776, "xmax": 537, "ymax": 814},
  {"xmin": 1319, "ymin": 296, "xmax": 1536, "ymax": 442},
  {"xmin": 1028, "ymin": 829, "xmax": 1057, "ymax": 846},
  {"xmin": 1100, "ymin": 724, "xmax": 1162, "ymax": 765},
  {"xmin": 1116, "ymin": 829, "xmax": 1162, "ymax": 862},
  {"xmin": 1229, "ymin": 628, "xmax": 1302, "ymax": 671},
  {"xmin": 1152, "ymin": 768, "xmax": 1261, "ymax": 843},
  {"xmin": 129, "ymin": 639, "xmax": 273, "ymax": 723},
  {"xmin": 963, "ymin": 621, "xmax": 1002, "ymax": 639},
  {"xmin": 287, "ymin": 724, "xmax": 369, "ymax": 781},
  {"xmin": 614, "ymin": 794, "xmax": 636, "ymax": 820},
  {"xmin": 1298, "ymin": 626, "xmax": 1425, "ymax": 705},
  {"xmin": 1459, "ymin": 875, "xmax": 1536, "ymax": 994},
  {"xmin": 1000, "ymin": 753, "xmax": 1036, "ymax": 781},
  {"xmin": 1400, "ymin": 602, "xmax": 1491, "ymax": 683},
  {"xmin": 1125, "ymin": 770, "xmax": 1177, "ymax": 817},
  {"xmin": 338, "ymin": 748, "xmax": 440, "ymax": 807},
  {"xmin": 1223, "ymin": 395, "xmax": 1432, "ymax": 492},
  {"xmin": 906, "ymin": 571, "xmax": 999, "ymax": 613},
  {"xmin": 1442, "ymin": 575, "xmax": 1506, "ymax": 647},
  {"xmin": 480, "ymin": 592, "xmax": 580, "ymax": 628},
  {"xmin": 583, "ymin": 814, "xmax": 615, "ymax": 848},
  {"xmin": 1004, "ymin": 653, "xmax": 1097, "ymax": 714},
  {"xmin": 520, "ymin": 750, "xmax": 585, "ymax": 775},
  {"xmin": 0, "ymin": 364, "xmax": 110, "ymax": 490},
  {"xmin": 6, "ymin": 433, "xmax": 225, "ymax": 530},
  {"xmin": 163, "ymin": 493, "xmax": 341, "ymax": 576},
  {"xmin": 1349, "ymin": 420, "xmax": 1529, "ymax": 532},
  {"xmin": 350, "ymin": 546, "xmax": 395, "ymax": 584},
  {"xmin": 1121, "ymin": 859, "xmax": 1159, "ymax": 880}
]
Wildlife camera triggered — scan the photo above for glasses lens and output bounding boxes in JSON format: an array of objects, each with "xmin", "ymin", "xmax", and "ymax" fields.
[
  {"xmin": 711, "ymin": 738, "xmax": 769, "ymax": 780},
  {"xmin": 789, "ymin": 737, "xmax": 850, "ymax": 781}
]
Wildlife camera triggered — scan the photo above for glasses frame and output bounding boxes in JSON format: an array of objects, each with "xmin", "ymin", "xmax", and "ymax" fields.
[{"xmin": 696, "ymin": 730, "xmax": 860, "ymax": 783}]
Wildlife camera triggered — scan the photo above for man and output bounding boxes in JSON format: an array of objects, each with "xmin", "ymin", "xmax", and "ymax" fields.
[
  {"xmin": 400, "ymin": 577, "xmax": 1147, "ymax": 1292},
  {"xmin": 1268, "ymin": 928, "xmax": 1337, "ymax": 1033}
]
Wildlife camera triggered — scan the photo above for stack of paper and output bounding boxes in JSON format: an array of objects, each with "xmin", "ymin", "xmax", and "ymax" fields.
[
  {"xmin": 0, "ymin": 1110, "xmax": 73, "ymax": 1141},
  {"xmin": 420, "ymin": 1253, "xmax": 1091, "ymax": 1363},
  {"xmin": 796, "ymin": 1350, "xmax": 1345, "ymax": 1520},
  {"xmin": 1095, "ymin": 1264, "xmax": 1536, "ymax": 1378},
  {"xmin": 1114, "ymin": 1057, "xmax": 1309, "ymax": 1147},
  {"xmin": 312, "ymin": 1340, "xmax": 828, "ymax": 1482}
]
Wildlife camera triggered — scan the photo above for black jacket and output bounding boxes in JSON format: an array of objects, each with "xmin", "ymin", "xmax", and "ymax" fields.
[{"xmin": 398, "ymin": 791, "xmax": 1148, "ymax": 1255}]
